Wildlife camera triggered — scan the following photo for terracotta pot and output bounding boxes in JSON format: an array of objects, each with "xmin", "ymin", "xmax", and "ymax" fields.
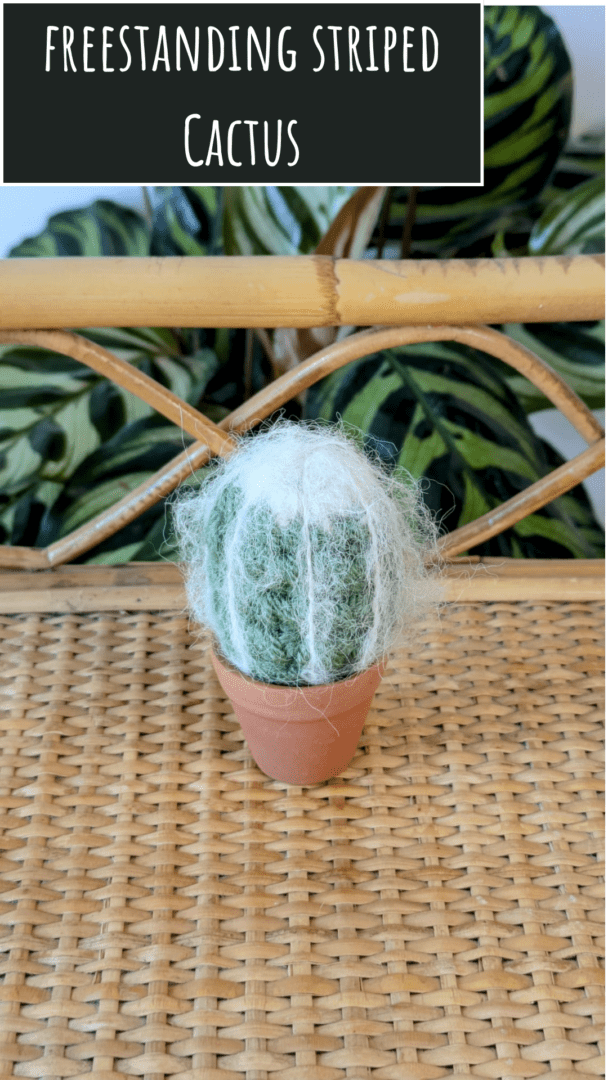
[{"xmin": 211, "ymin": 650, "xmax": 384, "ymax": 784}]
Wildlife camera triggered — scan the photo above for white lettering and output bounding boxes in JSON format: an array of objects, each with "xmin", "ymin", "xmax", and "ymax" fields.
[
  {"xmin": 348, "ymin": 26, "xmax": 362, "ymax": 72},
  {"xmin": 384, "ymin": 27, "xmax": 397, "ymax": 72},
  {"xmin": 402, "ymin": 27, "xmax": 415, "ymax": 72},
  {"xmin": 227, "ymin": 121, "xmax": 242, "ymax": 166},
  {"xmin": 176, "ymin": 26, "xmax": 199, "ymax": 71},
  {"xmin": 134, "ymin": 26, "xmax": 149, "ymax": 71},
  {"xmin": 244, "ymin": 120, "xmax": 259, "ymax": 165},
  {"xmin": 422, "ymin": 26, "xmax": 438, "ymax": 71},
  {"xmin": 119, "ymin": 26, "xmax": 131, "ymax": 72},
  {"xmin": 229, "ymin": 25, "xmax": 241, "ymax": 71},
  {"xmin": 248, "ymin": 26, "xmax": 271, "ymax": 71},
  {"xmin": 208, "ymin": 26, "xmax": 224, "ymax": 71},
  {"xmin": 63, "ymin": 26, "xmax": 77, "ymax": 73},
  {"xmin": 83, "ymin": 26, "xmax": 95, "ymax": 72},
  {"xmin": 152, "ymin": 25, "xmax": 170, "ymax": 71},
  {"xmin": 206, "ymin": 119, "xmax": 224, "ymax": 165},
  {"xmin": 312, "ymin": 25, "xmax": 324, "ymax": 71},
  {"xmin": 102, "ymin": 26, "xmax": 114, "ymax": 72},
  {"xmin": 278, "ymin": 26, "xmax": 296, "ymax": 71},
  {"xmin": 287, "ymin": 120, "xmax": 299, "ymax": 166},
  {"xmin": 366, "ymin": 26, "xmax": 378, "ymax": 71},
  {"xmin": 45, "ymin": 26, "xmax": 58, "ymax": 71},
  {"xmin": 185, "ymin": 114, "xmax": 203, "ymax": 166},
  {"xmin": 328, "ymin": 26, "xmax": 342, "ymax": 70},
  {"xmin": 264, "ymin": 120, "xmax": 282, "ymax": 166}
]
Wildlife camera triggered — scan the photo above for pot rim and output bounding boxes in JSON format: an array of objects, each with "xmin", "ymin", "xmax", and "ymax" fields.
[{"xmin": 211, "ymin": 644, "xmax": 385, "ymax": 692}]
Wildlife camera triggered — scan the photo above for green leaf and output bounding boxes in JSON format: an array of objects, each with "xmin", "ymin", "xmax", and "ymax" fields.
[
  {"xmin": 528, "ymin": 173, "xmax": 605, "ymax": 255},
  {"xmin": 88, "ymin": 382, "xmax": 127, "ymax": 442},
  {"xmin": 304, "ymin": 340, "xmax": 604, "ymax": 559},
  {"xmin": 0, "ymin": 345, "xmax": 93, "ymax": 377},
  {"xmin": 378, "ymin": 6, "xmax": 573, "ymax": 257},
  {"xmin": 0, "ymin": 189, "xmax": 226, "ymax": 563},
  {"xmin": 0, "ymin": 361, "xmax": 183, "ymax": 552},
  {"xmin": 28, "ymin": 419, "xmax": 67, "ymax": 462},
  {"xmin": 223, "ymin": 186, "xmax": 357, "ymax": 255},
  {"xmin": 80, "ymin": 326, "xmax": 182, "ymax": 358},
  {"xmin": 59, "ymin": 474, "xmax": 153, "ymax": 534},
  {"xmin": 0, "ymin": 385, "xmax": 70, "ymax": 409},
  {"xmin": 545, "ymin": 132, "xmax": 605, "ymax": 198},
  {"xmin": 498, "ymin": 175, "xmax": 605, "ymax": 411},
  {"xmin": 10, "ymin": 492, "xmax": 47, "ymax": 546},
  {"xmin": 501, "ymin": 321, "xmax": 605, "ymax": 412},
  {"xmin": 9, "ymin": 199, "xmax": 150, "ymax": 258},
  {"xmin": 67, "ymin": 416, "xmax": 187, "ymax": 490},
  {"xmin": 179, "ymin": 347, "xmax": 220, "ymax": 406},
  {"xmin": 150, "ymin": 186, "xmax": 223, "ymax": 256},
  {"xmin": 32, "ymin": 411, "xmax": 201, "ymax": 564}
]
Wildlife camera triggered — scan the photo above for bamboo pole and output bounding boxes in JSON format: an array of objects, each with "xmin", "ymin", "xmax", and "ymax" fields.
[
  {"xmin": 0, "ymin": 254, "xmax": 603, "ymax": 328},
  {"xmin": 0, "ymin": 559, "xmax": 602, "ymax": 613}
]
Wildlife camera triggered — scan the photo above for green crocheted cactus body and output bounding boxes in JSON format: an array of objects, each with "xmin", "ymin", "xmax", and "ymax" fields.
[{"xmin": 205, "ymin": 479, "xmax": 375, "ymax": 685}]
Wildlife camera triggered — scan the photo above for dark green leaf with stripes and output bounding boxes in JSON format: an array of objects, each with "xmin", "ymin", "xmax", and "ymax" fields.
[
  {"xmin": 9, "ymin": 200, "xmax": 150, "ymax": 258},
  {"xmin": 28, "ymin": 419, "xmax": 67, "ymax": 462},
  {"xmin": 528, "ymin": 174, "xmax": 605, "ymax": 255},
  {"xmin": 223, "ymin": 187, "xmax": 357, "ymax": 255},
  {"xmin": 496, "ymin": 175, "xmax": 605, "ymax": 411},
  {"xmin": 304, "ymin": 340, "xmax": 604, "ymax": 559},
  {"xmin": 88, "ymin": 382, "xmax": 127, "ymax": 442},
  {"xmin": 149, "ymin": 187, "xmax": 223, "ymax": 256},
  {"xmin": 375, "ymin": 7, "xmax": 573, "ymax": 258}
]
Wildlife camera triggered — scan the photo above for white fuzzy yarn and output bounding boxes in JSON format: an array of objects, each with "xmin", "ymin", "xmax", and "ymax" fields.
[{"xmin": 173, "ymin": 420, "xmax": 442, "ymax": 685}]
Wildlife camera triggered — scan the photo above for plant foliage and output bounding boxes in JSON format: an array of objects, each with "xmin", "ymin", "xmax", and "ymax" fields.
[
  {"xmin": 304, "ymin": 341, "xmax": 603, "ymax": 558},
  {"xmin": 0, "ymin": 6, "xmax": 604, "ymax": 563}
]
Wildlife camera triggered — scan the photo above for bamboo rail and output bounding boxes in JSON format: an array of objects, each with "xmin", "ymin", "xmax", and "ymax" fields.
[
  {"xmin": 0, "ymin": 253, "xmax": 604, "ymax": 327},
  {"xmin": 0, "ymin": 559, "xmax": 602, "ymax": 613}
]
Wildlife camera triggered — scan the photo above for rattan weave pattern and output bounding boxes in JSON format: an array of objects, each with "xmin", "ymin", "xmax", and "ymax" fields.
[{"xmin": 0, "ymin": 597, "xmax": 604, "ymax": 1080}]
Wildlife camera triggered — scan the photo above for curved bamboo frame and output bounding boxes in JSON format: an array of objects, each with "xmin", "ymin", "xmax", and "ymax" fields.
[{"xmin": 0, "ymin": 323, "xmax": 603, "ymax": 569}]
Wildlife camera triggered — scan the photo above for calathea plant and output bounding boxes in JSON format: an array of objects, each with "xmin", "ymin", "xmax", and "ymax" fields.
[{"xmin": 0, "ymin": 6, "xmax": 603, "ymax": 566}]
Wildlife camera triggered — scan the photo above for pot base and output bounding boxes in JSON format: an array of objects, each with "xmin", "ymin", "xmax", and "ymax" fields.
[{"xmin": 211, "ymin": 652, "xmax": 384, "ymax": 785}]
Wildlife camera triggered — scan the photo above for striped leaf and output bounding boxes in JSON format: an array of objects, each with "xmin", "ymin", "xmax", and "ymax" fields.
[
  {"xmin": 0, "ymin": 334, "xmax": 217, "ymax": 552},
  {"xmin": 500, "ymin": 320, "xmax": 605, "ymax": 413},
  {"xmin": 376, "ymin": 7, "xmax": 573, "ymax": 257},
  {"xmin": 46, "ymin": 414, "xmax": 192, "ymax": 563},
  {"xmin": 496, "ymin": 176, "xmax": 605, "ymax": 411},
  {"xmin": 528, "ymin": 174, "xmax": 605, "ymax": 255},
  {"xmin": 223, "ymin": 186, "xmax": 358, "ymax": 255},
  {"xmin": 304, "ymin": 341, "xmax": 604, "ymax": 559},
  {"xmin": 1, "ymin": 192, "xmax": 226, "ymax": 558},
  {"xmin": 149, "ymin": 186, "xmax": 223, "ymax": 256},
  {"xmin": 544, "ymin": 131, "xmax": 605, "ymax": 200},
  {"xmin": 9, "ymin": 199, "xmax": 150, "ymax": 258}
]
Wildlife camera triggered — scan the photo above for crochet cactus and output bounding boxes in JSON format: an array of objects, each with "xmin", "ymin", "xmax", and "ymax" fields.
[{"xmin": 173, "ymin": 422, "xmax": 439, "ymax": 685}]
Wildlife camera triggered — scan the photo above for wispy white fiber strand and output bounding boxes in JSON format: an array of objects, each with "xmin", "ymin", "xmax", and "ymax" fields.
[
  {"xmin": 173, "ymin": 420, "xmax": 442, "ymax": 686},
  {"xmin": 223, "ymin": 500, "xmax": 251, "ymax": 676}
]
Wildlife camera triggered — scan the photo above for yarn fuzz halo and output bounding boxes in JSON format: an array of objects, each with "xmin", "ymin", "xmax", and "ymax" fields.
[{"xmin": 173, "ymin": 420, "xmax": 441, "ymax": 686}]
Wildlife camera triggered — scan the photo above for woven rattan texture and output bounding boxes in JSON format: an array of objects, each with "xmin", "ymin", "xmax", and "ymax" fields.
[{"xmin": 0, "ymin": 599, "xmax": 604, "ymax": 1080}]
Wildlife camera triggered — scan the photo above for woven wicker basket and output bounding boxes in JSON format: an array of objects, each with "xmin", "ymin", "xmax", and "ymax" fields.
[{"xmin": 0, "ymin": 254, "xmax": 603, "ymax": 1080}]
